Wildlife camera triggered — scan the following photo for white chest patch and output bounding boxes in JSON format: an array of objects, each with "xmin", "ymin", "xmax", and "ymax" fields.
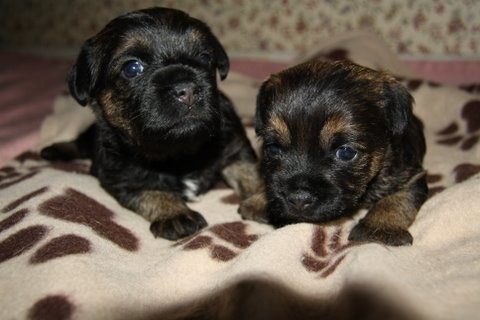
[{"xmin": 182, "ymin": 179, "xmax": 202, "ymax": 201}]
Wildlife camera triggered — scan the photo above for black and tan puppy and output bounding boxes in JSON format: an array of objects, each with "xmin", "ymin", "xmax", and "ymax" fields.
[
  {"xmin": 41, "ymin": 7, "xmax": 259, "ymax": 240},
  {"xmin": 241, "ymin": 59, "xmax": 428, "ymax": 246}
]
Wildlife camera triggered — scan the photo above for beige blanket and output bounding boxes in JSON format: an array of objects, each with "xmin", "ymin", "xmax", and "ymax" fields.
[{"xmin": 1, "ymin": 32, "xmax": 480, "ymax": 320}]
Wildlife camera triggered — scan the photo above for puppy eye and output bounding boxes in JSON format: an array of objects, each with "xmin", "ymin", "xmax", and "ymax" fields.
[
  {"xmin": 265, "ymin": 142, "xmax": 282, "ymax": 156},
  {"xmin": 335, "ymin": 146, "xmax": 358, "ymax": 161},
  {"xmin": 122, "ymin": 60, "xmax": 145, "ymax": 78},
  {"xmin": 198, "ymin": 52, "xmax": 212, "ymax": 66}
]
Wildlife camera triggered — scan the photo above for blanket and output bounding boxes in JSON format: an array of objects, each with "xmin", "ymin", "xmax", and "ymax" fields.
[{"xmin": 1, "ymin": 32, "xmax": 480, "ymax": 320}]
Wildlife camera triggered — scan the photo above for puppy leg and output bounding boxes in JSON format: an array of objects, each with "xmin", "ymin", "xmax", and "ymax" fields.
[
  {"xmin": 41, "ymin": 124, "xmax": 95, "ymax": 161},
  {"xmin": 238, "ymin": 192, "xmax": 269, "ymax": 223},
  {"xmin": 349, "ymin": 173, "xmax": 428, "ymax": 246},
  {"xmin": 129, "ymin": 191, "xmax": 207, "ymax": 240},
  {"xmin": 222, "ymin": 161, "xmax": 270, "ymax": 223},
  {"xmin": 221, "ymin": 161, "xmax": 262, "ymax": 200}
]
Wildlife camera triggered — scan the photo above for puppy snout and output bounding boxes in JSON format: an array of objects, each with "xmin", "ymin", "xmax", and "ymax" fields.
[
  {"xmin": 287, "ymin": 190, "xmax": 314, "ymax": 211},
  {"xmin": 173, "ymin": 83, "xmax": 199, "ymax": 106}
]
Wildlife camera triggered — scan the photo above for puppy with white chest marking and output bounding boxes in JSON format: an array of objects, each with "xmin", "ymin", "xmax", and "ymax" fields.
[
  {"xmin": 240, "ymin": 59, "xmax": 428, "ymax": 246},
  {"xmin": 41, "ymin": 7, "xmax": 259, "ymax": 240}
]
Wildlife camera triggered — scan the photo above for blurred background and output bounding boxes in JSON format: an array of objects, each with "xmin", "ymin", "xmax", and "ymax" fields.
[
  {"xmin": 1, "ymin": 0, "xmax": 479, "ymax": 166},
  {"xmin": 1, "ymin": 0, "xmax": 479, "ymax": 59}
]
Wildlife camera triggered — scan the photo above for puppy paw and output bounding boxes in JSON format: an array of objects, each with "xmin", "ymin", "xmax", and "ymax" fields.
[
  {"xmin": 238, "ymin": 193, "xmax": 268, "ymax": 223},
  {"xmin": 150, "ymin": 211, "xmax": 207, "ymax": 240},
  {"xmin": 348, "ymin": 222, "xmax": 413, "ymax": 246}
]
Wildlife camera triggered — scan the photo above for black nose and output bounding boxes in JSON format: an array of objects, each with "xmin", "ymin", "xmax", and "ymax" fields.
[
  {"xmin": 173, "ymin": 83, "xmax": 199, "ymax": 106},
  {"xmin": 287, "ymin": 190, "xmax": 314, "ymax": 211}
]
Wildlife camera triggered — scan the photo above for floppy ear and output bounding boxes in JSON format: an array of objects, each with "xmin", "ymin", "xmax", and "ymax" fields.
[
  {"xmin": 208, "ymin": 33, "xmax": 230, "ymax": 81},
  {"xmin": 67, "ymin": 39, "xmax": 100, "ymax": 106},
  {"xmin": 383, "ymin": 81, "xmax": 414, "ymax": 136},
  {"xmin": 255, "ymin": 77, "xmax": 277, "ymax": 135}
]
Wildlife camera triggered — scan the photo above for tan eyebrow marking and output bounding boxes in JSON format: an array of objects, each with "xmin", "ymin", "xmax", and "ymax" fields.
[
  {"xmin": 267, "ymin": 115, "xmax": 291, "ymax": 145},
  {"xmin": 319, "ymin": 113, "xmax": 350, "ymax": 147}
]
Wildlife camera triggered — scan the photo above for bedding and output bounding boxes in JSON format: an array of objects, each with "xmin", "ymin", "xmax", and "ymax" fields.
[{"xmin": 1, "ymin": 32, "xmax": 480, "ymax": 319}]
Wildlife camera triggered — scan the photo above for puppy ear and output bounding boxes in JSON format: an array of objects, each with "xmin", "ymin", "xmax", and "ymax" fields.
[
  {"xmin": 209, "ymin": 35, "xmax": 230, "ymax": 81},
  {"xmin": 383, "ymin": 81, "xmax": 414, "ymax": 136},
  {"xmin": 67, "ymin": 39, "xmax": 99, "ymax": 106},
  {"xmin": 255, "ymin": 76, "xmax": 277, "ymax": 135}
]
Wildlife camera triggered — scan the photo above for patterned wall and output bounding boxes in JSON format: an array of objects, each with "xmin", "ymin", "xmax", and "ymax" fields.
[{"xmin": 1, "ymin": 0, "xmax": 479, "ymax": 58}]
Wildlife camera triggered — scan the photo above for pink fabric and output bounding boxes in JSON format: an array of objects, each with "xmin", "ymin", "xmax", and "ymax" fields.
[
  {"xmin": 230, "ymin": 58, "xmax": 288, "ymax": 80},
  {"xmin": 0, "ymin": 53, "xmax": 71, "ymax": 166},
  {"xmin": 0, "ymin": 52, "xmax": 479, "ymax": 167},
  {"xmin": 405, "ymin": 60, "xmax": 480, "ymax": 85}
]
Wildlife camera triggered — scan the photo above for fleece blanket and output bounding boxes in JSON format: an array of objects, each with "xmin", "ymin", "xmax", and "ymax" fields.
[{"xmin": 1, "ymin": 32, "xmax": 480, "ymax": 320}]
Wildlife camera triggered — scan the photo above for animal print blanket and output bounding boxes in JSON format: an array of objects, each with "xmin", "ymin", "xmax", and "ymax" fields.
[{"xmin": 1, "ymin": 32, "xmax": 480, "ymax": 320}]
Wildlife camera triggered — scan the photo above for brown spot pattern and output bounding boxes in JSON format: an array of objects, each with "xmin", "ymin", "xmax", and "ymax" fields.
[
  {"xmin": 0, "ymin": 171, "xmax": 39, "ymax": 190},
  {"xmin": 426, "ymin": 172, "xmax": 447, "ymax": 198},
  {"xmin": 453, "ymin": 163, "xmax": 480, "ymax": 183},
  {"xmin": 1, "ymin": 186, "xmax": 49, "ymax": 213},
  {"xmin": 428, "ymin": 186, "xmax": 446, "ymax": 198},
  {"xmin": 183, "ymin": 235, "xmax": 212, "ymax": 250},
  {"xmin": 301, "ymin": 225, "xmax": 356, "ymax": 278},
  {"xmin": 28, "ymin": 295, "xmax": 74, "ymax": 320},
  {"xmin": 210, "ymin": 221, "xmax": 258, "ymax": 249},
  {"xmin": 221, "ymin": 192, "xmax": 241, "ymax": 205},
  {"xmin": 426, "ymin": 173, "xmax": 443, "ymax": 184},
  {"xmin": 435, "ymin": 101, "xmax": 480, "ymax": 153},
  {"xmin": 30, "ymin": 234, "xmax": 91, "ymax": 264},
  {"xmin": 437, "ymin": 136, "xmax": 463, "ymax": 146},
  {"xmin": 38, "ymin": 188, "xmax": 139, "ymax": 251},
  {"xmin": 0, "ymin": 208, "xmax": 29, "ymax": 233},
  {"xmin": 461, "ymin": 100, "xmax": 480, "ymax": 133},
  {"xmin": 210, "ymin": 245, "xmax": 237, "ymax": 261},
  {"xmin": 461, "ymin": 135, "xmax": 479, "ymax": 150},
  {"xmin": 437, "ymin": 122, "xmax": 459, "ymax": 135},
  {"xmin": 181, "ymin": 221, "xmax": 260, "ymax": 262},
  {"xmin": 0, "ymin": 225, "xmax": 48, "ymax": 263}
]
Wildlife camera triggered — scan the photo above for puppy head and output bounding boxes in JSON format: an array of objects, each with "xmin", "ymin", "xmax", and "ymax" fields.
[
  {"xmin": 256, "ymin": 59, "xmax": 414, "ymax": 226},
  {"xmin": 68, "ymin": 7, "xmax": 230, "ymax": 150}
]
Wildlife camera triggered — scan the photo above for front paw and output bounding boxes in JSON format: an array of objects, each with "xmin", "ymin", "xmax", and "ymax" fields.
[
  {"xmin": 238, "ymin": 193, "xmax": 268, "ymax": 223},
  {"xmin": 348, "ymin": 222, "xmax": 413, "ymax": 246},
  {"xmin": 150, "ymin": 210, "xmax": 207, "ymax": 240}
]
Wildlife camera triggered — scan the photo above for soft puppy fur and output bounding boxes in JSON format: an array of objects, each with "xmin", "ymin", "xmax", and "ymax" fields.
[
  {"xmin": 241, "ymin": 59, "xmax": 428, "ymax": 246},
  {"xmin": 41, "ymin": 7, "xmax": 258, "ymax": 240}
]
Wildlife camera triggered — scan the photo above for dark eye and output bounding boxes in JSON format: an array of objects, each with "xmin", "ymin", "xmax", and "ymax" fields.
[
  {"xmin": 122, "ymin": 60, "xmax": 145, "ymax": 78},
  {"xmin": 335, "ymin": 146, "xmax": 358, "ymax": 161},
  {"xmin": 265, "ymin": 142, "xmax": 282, "ymax": 156},
  {"xmin": 199, "ymin": 52, "xmax": 212, "ymax": 66}
]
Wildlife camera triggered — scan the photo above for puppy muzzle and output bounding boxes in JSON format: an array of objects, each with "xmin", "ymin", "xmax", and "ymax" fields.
[{"xmin": 172, "ymin": 82, "xmax": 200, "ymax": 106}]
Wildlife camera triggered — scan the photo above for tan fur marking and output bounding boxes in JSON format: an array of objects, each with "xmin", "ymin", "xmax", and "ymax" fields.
[
  {"xmin": 100, "ymin": 91, "xmax": 135, "ymax": 137},
  {"xmin": 130, "ymin": 191, "xmax": 190, "ymax": 222},
  {"xmin": 267, "ymin": 115, "xmax": 291, "ymax": 145},
  {"xmin": 238, "ymin": 192, "xmax": 268, "ymax": 223},
  {"xmin": 222, "ymin": 161, "xmax": 261, "ymax": 200},
  {"xmin": 115, "ymin": 35, "xmax": 150, "ymax": 55},
  {"xmin": 319, "ymin": 114, "xmax": 350, "ymax": 147},
  {"xmin": 362, "ymin": 190, "xmax": 417, "ymax": 231},
  {"xmin": 190, "ymin": 28, "xmax": 203, "ymax": 41}
]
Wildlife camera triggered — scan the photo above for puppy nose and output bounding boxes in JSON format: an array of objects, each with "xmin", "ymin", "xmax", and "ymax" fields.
[
  {"xmin": 287, "ymin": 190, "xmax": 314, "ymax": 211},
  {"xmin": 173, "ymin": 83, "xmax": 199, "ymax": 106}
]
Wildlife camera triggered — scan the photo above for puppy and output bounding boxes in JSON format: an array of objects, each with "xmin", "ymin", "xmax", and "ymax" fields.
[
  {"xmin": 241, "ymin": 59, "xmax": 428, "ymax": 246},
  {"xmin": 41, "ymin": 7, "xmax": 259, "ymax": 240}
]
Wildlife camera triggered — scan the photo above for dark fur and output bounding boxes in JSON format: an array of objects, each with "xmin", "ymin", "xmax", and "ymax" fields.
[
  {"xmin": 241, "ymin": 59, "xmax": 428, "ymax": 246},
  {"xmin": 41, "ymin": 7, "xmax": 258, "ymax": 240}
]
